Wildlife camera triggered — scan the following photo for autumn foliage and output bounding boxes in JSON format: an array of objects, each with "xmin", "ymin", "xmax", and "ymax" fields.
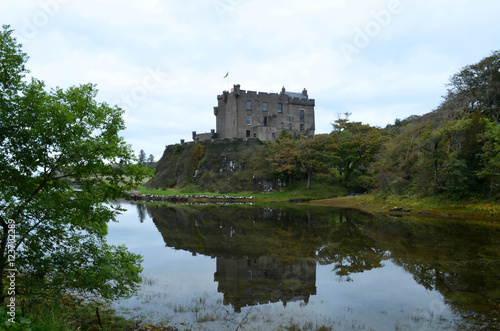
[{"xmin": 268, "ymin": 51, "xmax": 500, "ymax": 199}]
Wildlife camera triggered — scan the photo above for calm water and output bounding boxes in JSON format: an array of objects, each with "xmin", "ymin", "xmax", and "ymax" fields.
[{"xmin": 107, "ymin": 202, "xmax": 500, "ymax": 330}]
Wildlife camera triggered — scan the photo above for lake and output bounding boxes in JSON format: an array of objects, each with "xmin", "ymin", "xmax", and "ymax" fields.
[{"xmin": 107, "ymin": 202, "xmax": 500, "ymax": 330}]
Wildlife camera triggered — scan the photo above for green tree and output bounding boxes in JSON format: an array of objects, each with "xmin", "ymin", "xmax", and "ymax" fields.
[
  {"xmin": 147, "ymin": 154, "xmax": 155, "ymax": 164},
  {"xmin": 297, "ymin": 135, "xmax": 336, "ymax": 189},
  {"xmin": 330, "ymin": 115, "xmax": 385, "ymax": 188},
  {"xmin": 478, "ymin": 121, "xmax": 500, "ymax": 198},
  {"xmin": 138, "ymin": 149, "xmax": 146, "ymax": 165},
  {"xmin": 0, "ymin": 25, "xmax": 152, "ymax": 304},
  {"xmin": 448, "ymin": 50, "xmax": 500, "ymax": 125},
  {"xmin": 432, "ymin": 112, "xmax": 488, "ymax": 197},
  {"xmin": 375, "ymin": 120, "xmax": 423, "ymax": 194}
]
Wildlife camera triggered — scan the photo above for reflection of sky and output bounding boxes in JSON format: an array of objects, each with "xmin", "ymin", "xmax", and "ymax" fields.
[
  {"xmin": 313, "ymin": 262, "xmax": 451, "ymax": 330},
  {"xmin": 107, "ymin": 203, "xmax": 218, "ymax": 294},
  {"xmin": 107, "ymin": 203, "xmax": 460, "ymax": 330}
]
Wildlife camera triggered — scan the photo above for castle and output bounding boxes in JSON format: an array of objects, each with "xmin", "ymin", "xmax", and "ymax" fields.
[{"xmin": 192, "ymin": 84, "xmax": 315, "ymax": 142}]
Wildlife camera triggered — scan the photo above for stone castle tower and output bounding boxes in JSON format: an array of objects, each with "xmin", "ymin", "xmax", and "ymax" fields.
[{"xmin": 192, "ymin": 84, "xmax": 315, "ymax": 142}]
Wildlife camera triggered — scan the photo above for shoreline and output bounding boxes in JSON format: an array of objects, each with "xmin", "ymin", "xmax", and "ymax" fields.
[
  {"xmin": 133, "ymin": 188, "xmax": 499, "ymax": 223},
  {"xmin": 306, "ymin": 195, "xmax": 500, "ymax": 223}
]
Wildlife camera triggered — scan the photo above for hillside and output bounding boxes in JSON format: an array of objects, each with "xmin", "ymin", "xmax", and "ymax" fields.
[{"xmin": 147, "ymin": 138, "xmax": 275, "ymax": 192}]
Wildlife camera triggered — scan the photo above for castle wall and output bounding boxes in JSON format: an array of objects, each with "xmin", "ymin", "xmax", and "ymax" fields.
[{"xmin": 214, "ymin": 84, "xmax": 315, "ymax": 141}]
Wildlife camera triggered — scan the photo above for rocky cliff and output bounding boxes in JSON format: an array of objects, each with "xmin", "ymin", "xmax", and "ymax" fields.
[{"xmin": 147, "ymin": 138, "xmax": 275, "ymax": 192}]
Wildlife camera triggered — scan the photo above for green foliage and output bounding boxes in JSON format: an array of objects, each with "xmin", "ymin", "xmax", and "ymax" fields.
[
  {"xmin": 478, "ymin": 121, "xmax": 500, "ymax": 198},
  {"xmin": 191, "ymin": 143, "xmax": 206, "ymax": 163},
  {"xmin": 374, "ymin": 51, "xmax": 500, "ymax": 200},
  {"xmin": 138, "ymin": 149, "xmax": 146, "ymax": 165},
  {"xmin": 173, "ymin": 143, "xmax": 182, "ymax": 154},
  {"xmin": 0, "ymin": 25, "xmax": 151, "ymax": 304},
  {"xmin": 0, "ymin": 309, "xmax": 32, "ymax": 331},
  {"xmin": 267, "ymin": 135, "xmax": 301, "ymax": 182},
  {"xmin": 267, "ymin": 133, "xmax": 341, "ymax": 190},
  {"xmin": 448, "ymin": 50, "xmax": 500, "ymax": 125},
  {"xmin": 0, "ymin": 298, "xmax": 143, "ymax": 330},
  {"xmin": 375, "ymin": 100, "xmax": 497, "ymax": 198}
]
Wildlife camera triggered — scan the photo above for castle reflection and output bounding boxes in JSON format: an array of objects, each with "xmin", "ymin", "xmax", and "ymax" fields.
[{"xmin": 214, "ymin": 256, "xmax": 316, "ymax": 312}]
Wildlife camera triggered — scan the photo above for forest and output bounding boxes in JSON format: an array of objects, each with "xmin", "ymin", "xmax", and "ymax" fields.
[{"xmin": 268, "ymin": 50, "xmax": 500, "ymax": 200}]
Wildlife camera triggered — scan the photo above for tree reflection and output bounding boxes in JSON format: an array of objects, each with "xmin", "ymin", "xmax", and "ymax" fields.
[
  {"xmin": 136, "ymin": 203, "xmax": 147, "ymax": 223},
  {"xmin": 316, "ymin": 215, "xmax": 386, "ymax": 281}
]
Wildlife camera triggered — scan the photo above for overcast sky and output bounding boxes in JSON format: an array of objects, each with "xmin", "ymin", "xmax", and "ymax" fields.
[{"xmin": 2, "ymin": 0, "xmax": 499, "ymax": 160}]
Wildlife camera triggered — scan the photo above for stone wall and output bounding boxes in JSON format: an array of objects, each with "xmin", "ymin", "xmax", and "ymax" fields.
[{"xmin": 196, "ymin": 84, "xmax": 315, "ymax": 142}]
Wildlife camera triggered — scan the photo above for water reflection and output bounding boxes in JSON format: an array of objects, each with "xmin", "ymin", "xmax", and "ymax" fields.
[
  {"xmin": 136, "ymin": 203, "xmax": 147, "ymax": 223},
  {"xmin": 215, "ymin": 257, "xmax": 316, "ymax": 312},
  {"xmin": 111, "ymin": 203, "xmax": 500, "ymax": 329}
]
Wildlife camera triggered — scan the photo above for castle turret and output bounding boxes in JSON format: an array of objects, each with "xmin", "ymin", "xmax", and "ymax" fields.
[{"xmin": 232, "ymin": 84, "xmax": 241, "ymax": 97}]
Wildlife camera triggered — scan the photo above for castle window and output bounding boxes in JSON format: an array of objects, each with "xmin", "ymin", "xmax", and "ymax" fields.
[
  {"xmin": 300, "ymin": 109, "xmax": 304, "ymax": 119},
  {"xmin": 247, "ymin": 115, "xmax": 252, "ymax": 125},
  {"xmin": 272, "ymin": 133, "xmax": 276, "ymax": 139},
  {"xmin": 281, "ymin": 122, "xmax": 284, "ymax": 129},
  {"xmin": 246, "ymin": 130, "xmax": 250, "ymax": 138},
  {"xmin": 263, "ymin": 116, "xmax": 267, "ymax": 127},
  {"xmin": 263, "ymin": 102, "xmax": 267, "ymax": 111},
  {"xmin": 289, "ymin": 123, "xmax": 292, "ymax": 130},
  {"xmin": 246, "ymin": 100, "xmax": 251, "ymax": 110},
  {"xmin": 278, "ymin": 103, "xmax": 282, "ymax": 113},
  {"xmin": 300, "ymin": 124, "xmax": 305, "ymax": 134}
]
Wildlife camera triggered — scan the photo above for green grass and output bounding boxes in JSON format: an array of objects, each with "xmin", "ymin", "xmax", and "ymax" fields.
[
  {"xmin": 309, "ymin": 193, "xmax": 500, "ymax": 222},
  {"xmin": 138, "ymin": 179, "xmax": 348, "ymax": 204},
  {"xmin": 0, "ymin": 298, "xmax": 139, "ymax": 330}
]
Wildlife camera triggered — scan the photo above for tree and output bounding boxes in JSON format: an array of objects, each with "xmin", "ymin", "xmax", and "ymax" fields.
[
  {"xmin": 478, "ymin": 121, "xmax": 500, "ymax": 197},
  {"xmin": 267, "ymin": 134, "xmax": 300, "ymax": 183},
  {"xmin": 138, "ymin": 149, "xmax": 146, "ymax": 165},
  {"xmin": 0, "ymin": 25, "xmax": 152, "ymax": 304},
  {"xmin": 330, "ymin": 117, "xmax": 385, "ymax": 188},
  {"xmin": 375, "ymin": 120, "xmax": 432, "ymax": 194},
  {"xmin": 297, "ymin": 135, "xmax": 336, "ymax": 189},
  {"xmin": 147, "ymin": 154, "xmax": 155, "ymax": 164},
  {"xmin": 447, "ymin": 50, "xmax": 500, "ymax": 125}
]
